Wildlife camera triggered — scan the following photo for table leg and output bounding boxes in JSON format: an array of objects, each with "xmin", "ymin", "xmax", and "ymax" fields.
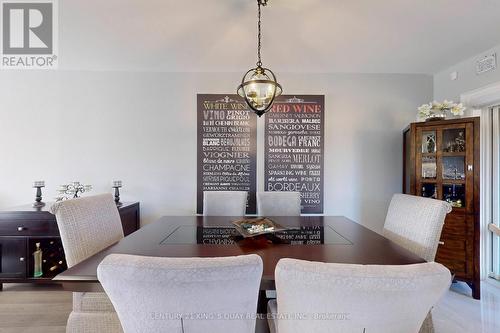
[{"xmin": 256, "ymin": 290, "xmax": 270, "ymax": 333}]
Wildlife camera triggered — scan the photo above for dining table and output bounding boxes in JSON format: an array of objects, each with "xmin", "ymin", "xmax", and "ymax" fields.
[{"xmin": 53, "ymin": 215, "xmax": 425, "ymax": 292}]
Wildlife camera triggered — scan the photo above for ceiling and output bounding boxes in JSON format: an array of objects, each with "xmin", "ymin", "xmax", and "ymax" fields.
[{"xmin": 60, "ymin": 0, "xmax": 500, "ymax": 74}]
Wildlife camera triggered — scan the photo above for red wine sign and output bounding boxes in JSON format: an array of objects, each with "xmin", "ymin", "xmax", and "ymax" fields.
[
  {"xmin": 264, "ymin": 95, "xmax": 325, "ymax": 214},
  {"xmin": 197, "ymin": 94, "xmax": 257, "ymax": 214}
]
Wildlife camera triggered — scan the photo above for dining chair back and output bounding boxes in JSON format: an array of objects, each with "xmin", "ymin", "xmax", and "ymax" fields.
[
  {"xmin": 270, "ymin": 259, "xmax": 451, "ymax": 333},
  {"xmin": 203, "ymin": 191, "xmax": 248, "ymax": 216},
  {"xmin": 50, "ymin": 193, "xmax": 124, "ymax": 268},
  {"xmin": 257, "ymin": 191, "xmax": 301, "ymax": 216},
  {"xmin": 50, "ymin": 194, "xmax": 125, "ymax": 333},
  {"xmin": 98, "ymin": 253, "xmax": 263, "ymax": 333},
  {"xmin": 383, "ymin": 194, "xmax": 452, "ymax": 333},
  {"xmin": 383, "ymin": 194, "xmax": 452, "ymax": 262}
]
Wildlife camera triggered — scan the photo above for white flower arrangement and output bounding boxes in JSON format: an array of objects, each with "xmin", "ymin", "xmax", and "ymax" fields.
[
  {"xmin": 418, "ymin": 100, "xmax": 465, "ymax": 120},
  {"xmin": 450, "ymin": 102, "xmax": 466, "ymax": 116}
]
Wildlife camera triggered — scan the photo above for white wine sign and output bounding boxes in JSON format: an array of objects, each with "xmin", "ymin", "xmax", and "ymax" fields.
[{"xmin": 197, "ymin": 94, "xmax": 257, "ymax": 214}]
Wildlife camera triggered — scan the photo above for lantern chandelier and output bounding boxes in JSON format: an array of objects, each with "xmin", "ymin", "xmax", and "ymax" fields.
[{"xmin": 237, "ymin": 0, "xmax": 282, "ymax": 117}]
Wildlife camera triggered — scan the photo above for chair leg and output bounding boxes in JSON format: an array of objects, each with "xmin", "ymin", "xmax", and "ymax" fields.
[
  {"xmin": 257, "ymin": 290, "xmax": 268, "ymax": 313},
  {"xmin": 66, "ymin": 311, "xmax": 123, "ymax": 333},
  {"xmin": 418, "ymin": 312, "xmax": 435, "ymax": 333}
]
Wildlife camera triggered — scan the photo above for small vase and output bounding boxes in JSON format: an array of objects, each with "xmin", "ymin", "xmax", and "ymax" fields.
[{"xmin": 425, "ymin": 109, "xmax": 448, "ymax": 122}]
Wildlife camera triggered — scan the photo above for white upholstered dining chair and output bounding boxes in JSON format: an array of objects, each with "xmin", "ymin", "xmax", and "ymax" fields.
[
  {"xmin": 97, "ymin": 253, "xmax": 263, "ymax": 333},
  {"xmin": 257, "ymin": 191, "xmax": 301, "ymax": 216},
  {"xmin": 50, "ymin": 194, "xmax": 124, "ymax": 333},
  {"xmin": 383, "ymin": 193, "xmax": 452, "ymax": 263},
  {"xmin": 203, "ymin": 190, "xmax": 247, "ymax": 216},
  {"xmin": 257, "ymin": 191, "xmax": 301, "ymax": 299},
  {"xmin": 268, "ymin": 259, "xmax": 451, "ymax": 333},
  {"xmin": 383, "ymin": 193, "xmax": 452, "ymax": 333}
]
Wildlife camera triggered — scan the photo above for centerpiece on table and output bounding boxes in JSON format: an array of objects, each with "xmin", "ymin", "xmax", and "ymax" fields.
[
  {"xmin": 232, "ymin": 217, "xmax": 286, "ymax": 238},
  {"xmin": 418, "ymin": 100, "xmax": 465, "ymax": 122}
]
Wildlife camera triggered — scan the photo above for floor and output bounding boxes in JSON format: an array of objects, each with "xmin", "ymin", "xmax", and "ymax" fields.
[
  {"xmin": 0, "ymin": 283, "xmax": 71, "ymax": 333},
  {"xmin": 0, "ymin": 281, "xmax": 498, "ymax": 333},
  {"xmin": 433, "ymin": 281, "xmax": 500, "ymax": 333}
]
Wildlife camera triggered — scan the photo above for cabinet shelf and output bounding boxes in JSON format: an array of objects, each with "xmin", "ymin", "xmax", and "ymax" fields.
[
  {"xmin": 442, "ymin": 152, "xmax": 466, "ymax": 157},
  {"xmin": 449, "ymin": 207, "xmax": 466, "ymax": 212},
  {"xmin": 26, "ymin": 276, "xmax": 57, "ymax": 281},
  {"xmin": 442, "ymin": 180, "xmax": 466, "ymax": 185}
]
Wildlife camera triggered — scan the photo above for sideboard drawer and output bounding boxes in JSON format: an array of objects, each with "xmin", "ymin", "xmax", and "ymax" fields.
[
  {"xmin": 436, "ymin": 238, "xmax": 469, "ymax": 278},
  {"xmin": 442, "ymin": 213, "xmax": 467, "ymax": 237},
  {"xmin": 0, "ymin": 219, "xmax": 59, "ymax": 236}
]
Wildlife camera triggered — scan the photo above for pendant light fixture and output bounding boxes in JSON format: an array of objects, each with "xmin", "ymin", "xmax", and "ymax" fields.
[{"xmin": 237, "ymin": 0, "xmax": 282, "ymax": 117}]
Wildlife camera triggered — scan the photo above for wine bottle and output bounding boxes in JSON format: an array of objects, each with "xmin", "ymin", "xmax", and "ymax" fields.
[
  {"xmin": 444, "ymin": 187, "xmax": 452, "ymax": 203},
  {"xmin": 33, "ymin": 243, "xmax": 43, "ymax": 277}
]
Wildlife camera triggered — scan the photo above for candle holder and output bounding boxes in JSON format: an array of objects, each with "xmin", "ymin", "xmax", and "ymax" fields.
[
  {"xmin": 56, "ymin": 182, "xmax": 92, "ymax": 201},
  {"xmin": 33, "ymin": 181, "xmax": 45, "ymax": 208},
  {"xmin": 112, "ymin": 181, "xmax": 122, "ymax": 207}
]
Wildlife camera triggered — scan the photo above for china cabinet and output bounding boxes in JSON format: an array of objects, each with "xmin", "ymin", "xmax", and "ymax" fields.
[{"xmin": 403, "ymin": 117, "xmax": 480, "ymax": 299}]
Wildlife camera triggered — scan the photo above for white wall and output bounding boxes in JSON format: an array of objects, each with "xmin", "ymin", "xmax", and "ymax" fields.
[
  {"xmin": 434, "ymin": 43, "xmax": 500, "ymax": 101},
  {"xmin": 0, "ymin": 71, "xmax": 432, "ymax": 232}
]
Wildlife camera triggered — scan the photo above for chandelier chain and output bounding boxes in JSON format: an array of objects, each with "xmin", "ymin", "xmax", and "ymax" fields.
[
  {"xmin": 257, "ymin": 0, "xmax": 262, "ymax": 67},
  {"xmin": 237, "ymin": 0, "xmax": 280, "ymax": 117}
]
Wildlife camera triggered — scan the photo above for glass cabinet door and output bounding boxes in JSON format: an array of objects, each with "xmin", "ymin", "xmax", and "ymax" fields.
[
  {"xmin": 421, "ymin": 131, "xmax": 437, "ymax": 153},
  {"xmin": 416, "ymin": 128, "xmax": 438, "ymax": 198},
  {"xmin": 421, "ymin": 183, "xmax": 437, "ymax": 199},
  {"xmin": 442, "ymin": 184, "xmax": 466, "ymax": 208},
  {"xmin": 415, "ymin": 123, "xmax": 473, "ymax": 213},
  {"xmin": 442, "ymin": 128, "xmax": 466, "ymax": 153},
  {"xmin": 442, "ymin": 156, "xmax": 465, "ymax": 180},
  {"xmin": 440, "ymin": 125, "xmax": 472, "ymax": 211},
  {"xmin": 422, "ymin": 156, "xmax": 437, "ymax": 179}
]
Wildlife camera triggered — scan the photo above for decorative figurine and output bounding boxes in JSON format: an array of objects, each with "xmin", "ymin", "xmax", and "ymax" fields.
[
  {"xmin": 455, "ymin": 131, "xmax": 466, "ymax": 152},
  {"xmin": 422, "ymin": 132, "xmax": 436, "ymax": 153},
  {"xmin": 33, "ymin": 181, "xmax": 45, "ymax": 208},
  {"xmin": 444, "ymin": 131, "xmax": 466, "ymax": 153},
  {"xmin": 56, "ymin": 182, "xmax": 92, "ymax": 201},
  {"xmin": 426, "ymin": 135, "xmax": 435, "ymax": 153},
  {"xmin": 112, "ymin": 180, "xmax": 123, "ymax": 207}
]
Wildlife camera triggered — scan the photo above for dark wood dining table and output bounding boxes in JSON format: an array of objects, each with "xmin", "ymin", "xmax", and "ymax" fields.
[{"xmin": 53, "ymin": 215, "xmax": 425, "ymax": 292}]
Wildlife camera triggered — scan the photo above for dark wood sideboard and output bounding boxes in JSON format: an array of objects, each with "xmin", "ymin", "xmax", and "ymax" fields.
[
  {"xmin": 0, "ymin": 202, "xmax": 140, "ymax": 290},
  {"xmin": 403, "ymin": 117, "xmax": 480, "ymax": 299}
]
